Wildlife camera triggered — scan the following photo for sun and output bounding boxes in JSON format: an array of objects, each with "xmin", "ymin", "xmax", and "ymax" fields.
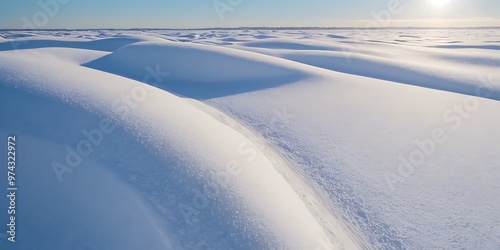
[{"xmin": 428, "ymin": 0, "xmax": 451, "ymax": 7}]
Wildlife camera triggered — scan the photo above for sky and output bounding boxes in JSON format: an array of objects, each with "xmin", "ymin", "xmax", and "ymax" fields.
[{"xmin": 0, "ymin": 0, "xmax": 499, "ymax": 29}]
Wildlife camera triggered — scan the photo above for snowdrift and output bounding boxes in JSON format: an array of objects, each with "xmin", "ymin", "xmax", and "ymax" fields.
[
  {"xmin": 84, "ymin": 41, "xmax": 314, "ymax": 99},
  {"xmin": 0, "ymin": 34, "xmax": 163, "ymax": 52},
  {"xmin": 0, "ymin": 45, "xmax": 362, "ymax": 249}
]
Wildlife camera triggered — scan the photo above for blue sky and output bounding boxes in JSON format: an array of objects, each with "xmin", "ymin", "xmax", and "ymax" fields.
[{"xmin": 0, "ymin": 0, "xmax": 499, "ymax": 29}]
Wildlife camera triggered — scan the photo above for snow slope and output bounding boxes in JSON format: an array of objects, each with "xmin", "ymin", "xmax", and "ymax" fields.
[
  {"xmin": 0, "ymin": 41, "xmax": 362, "ymax": 249},
  {"xmin": 0, "ymin": 29, "xmax": 499, "ymax": 249}
]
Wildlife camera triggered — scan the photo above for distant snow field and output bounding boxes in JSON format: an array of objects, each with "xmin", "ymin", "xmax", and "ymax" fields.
[{"xmin": 0, "ymin": 29, "xmax": 499, "ymax": 250}]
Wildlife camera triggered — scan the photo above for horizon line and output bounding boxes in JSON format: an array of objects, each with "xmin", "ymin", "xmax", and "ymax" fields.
[{"xmin": 1, "ymin": 26, "xmax": 500, "ymax": 31}]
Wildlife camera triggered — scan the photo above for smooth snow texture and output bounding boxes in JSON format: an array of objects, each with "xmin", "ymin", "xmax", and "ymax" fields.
[
  {"xmin": 0, "ymin": 40, "xmax": 361, "ymax": 249},
  {"xmin": 0, "ymin": 29, "xmax": 499, "ymax": 250},
  {"xmin": 83, "ymin": 41, "xmax": 313, "ymax": 99}
]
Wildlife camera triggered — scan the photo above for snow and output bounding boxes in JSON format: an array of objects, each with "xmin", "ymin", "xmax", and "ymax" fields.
[{"xmin": 0, "ymin": 28, "xmax": 499, "ymax": 249}]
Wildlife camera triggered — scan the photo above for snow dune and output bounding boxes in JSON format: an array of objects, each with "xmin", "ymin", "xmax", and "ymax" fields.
[
  {"xmin": 0, "ymin": 39, "xmax": 362, "ymax": 249},
  {"xmin": 234, "ymin": 38, "xmax": 500, "ymax": 101},
  {"xmin": 1, "ymin": 29, "xmax": 499, "ymax": 249},
  {"xmin": 0, "ymin": 34, "xmax": 163, "ymax": 52},
  {"xmin": 84, "ymin": 41, "xmax": 309, "ymax": 99}
]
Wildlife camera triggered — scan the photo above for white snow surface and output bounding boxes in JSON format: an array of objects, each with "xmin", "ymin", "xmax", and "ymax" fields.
[{"xmin": 0, "ymin": 29, "xmax": 499, "ymax": 249}]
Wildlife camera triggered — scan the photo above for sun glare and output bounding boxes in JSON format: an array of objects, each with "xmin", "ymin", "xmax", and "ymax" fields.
[{"xmin": 428, "ymin": 0, "xmax": 451, "ymax": 7}]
